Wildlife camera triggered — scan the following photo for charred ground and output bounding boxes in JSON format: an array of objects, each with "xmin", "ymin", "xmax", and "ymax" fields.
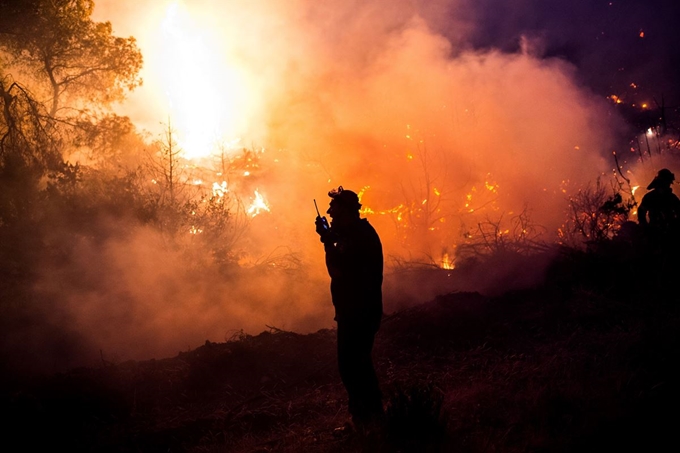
[{"xmin": 1, "ymin": 244, "xmax": 679, "ymax": 453}]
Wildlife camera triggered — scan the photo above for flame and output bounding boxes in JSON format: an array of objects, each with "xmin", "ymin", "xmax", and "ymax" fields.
[
  {"xmin": 485, "ymin": 180, "xmax": 499, "ymax": 193},
  {"xmin": 157, "ymin": 1, "xmax": 253, "ymax": 159},
  {"xmin": 247, "ymin": 190, "xmax": 270, "ymax": 217},
  {"xmin": 357, "ymin": 186, "xmax": 370, "ymax": 201},
  {"xmin": 441, "ymin": 253, "xmax": 455, "ymax": 270},
  {"xmin": 212, "ymin": 181, "xmax": 229, "ymax": 198}
]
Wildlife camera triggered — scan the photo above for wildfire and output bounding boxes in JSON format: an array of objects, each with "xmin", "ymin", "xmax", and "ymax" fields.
[
  {"xmin": 485, "ymin": 180, "xmax": 499, "ymax": 193},
  {"xmin": 441, "ymin": 253, "xmax": 455, "ymax": 270},
  {"xmin": 212, "ymin": 181, "xmax": 229, "ymax": 198},
  {"xmin": 156, "ymin": 0, "xmax": 253, "ymax": 159},
  {"xmin": 247, "ymin": 190, "xmax": 270, "ymax": 217},
  {"xmin": 359, "ymin": 199, "xmax": 406, "ymax": 220}
]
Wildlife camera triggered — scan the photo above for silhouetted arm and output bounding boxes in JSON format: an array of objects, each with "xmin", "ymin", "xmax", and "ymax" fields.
[{"xmin": 638, "ymin": 196, "xmax": 649, "ymax": 226}]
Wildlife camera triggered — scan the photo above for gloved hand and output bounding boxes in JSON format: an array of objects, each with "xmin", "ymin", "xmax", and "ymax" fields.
[
  {"xmin": 315, "ymin": 216, "xmax": 333, "ymax": 243},
  {"xmin": 315, "ymin": 216, "xmax": 329, "ymax": 234}
]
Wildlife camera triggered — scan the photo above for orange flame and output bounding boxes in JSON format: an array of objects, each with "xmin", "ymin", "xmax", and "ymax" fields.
[
  {"xmin": 441, "ymin": 253, "xmax": 455, "ymax": 270},
  {"xmin": 247, "ymin": 190, "xmax": 270, "ymax": 217}
]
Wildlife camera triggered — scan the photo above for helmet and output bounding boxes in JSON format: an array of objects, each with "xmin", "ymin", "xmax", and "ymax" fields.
[
  {"xmin": 328, "ymin": 186, "xmax": 362, "ymax": 211},
  {"xmin": 647, "ymin": 168, "xmax": 675, "ymax": 190}
]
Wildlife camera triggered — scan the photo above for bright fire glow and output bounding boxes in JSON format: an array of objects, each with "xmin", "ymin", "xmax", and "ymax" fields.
[
  {"xmin": 158, "ymin": 1, "xmax": 252, "ymax": 159},
  {"xmin": 212, "ymin": 181, "xmax": 229, "ymax": 198},
  {"xmin": 247, "ymin": 190, "xmax": 270, "ymax": 217},
  {"xmin": 441, "ymin": 253, "xmax": 455, "ymax": 270}
]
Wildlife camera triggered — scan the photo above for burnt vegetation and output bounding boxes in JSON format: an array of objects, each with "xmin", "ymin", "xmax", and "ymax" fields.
[
  {"xmin": 2, "ymin": 1, "xmax": 680, "ymax": 452},
  {"xmin": 2, "ymin": 253, "xmax": 680, "ymax": 452}
]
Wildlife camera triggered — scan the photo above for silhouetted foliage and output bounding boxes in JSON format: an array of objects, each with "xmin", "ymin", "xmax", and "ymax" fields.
[
  {"xmin": 559, "ymin": 178, "xmax": 633, "ymax": 249},
  {"xmin": 0, "ymin": 0, "xmax": 142, "ymax": 116},
  {"xmin": 458, "ymin": 207, "xmax": 548, "ymax": 260}
]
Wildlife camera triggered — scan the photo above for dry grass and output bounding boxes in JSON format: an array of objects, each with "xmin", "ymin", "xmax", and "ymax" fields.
[{"xmin": 2, "ymin": 244, "xmax": 680, "ymax": 452}]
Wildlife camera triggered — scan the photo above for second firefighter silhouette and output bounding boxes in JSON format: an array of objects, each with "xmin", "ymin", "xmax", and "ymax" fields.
[
  {"xmin": 315, "ymin": 186, "xmax": 384, "ymax": 428},
  {"xmin": 637, "ymin": 168, "xmax": 680, "ymax": 246}
]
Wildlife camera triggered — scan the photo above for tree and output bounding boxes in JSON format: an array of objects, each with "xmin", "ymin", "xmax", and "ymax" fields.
[
  {"xmin": 72, "ymin": 113, "xmax": 146, "ymax": 169},
  {"xmin": 149, "ymin": 120, "xmax": 185, "ymax": 207},
  {"xmin": 0, "ymin": 77, "xmax": 61, "ymax": 167},
  {"xmin": 0, "ymin": 76, "xmax": 63, "ymax": 225},
  {"xmin": 0, "ymin": 0, "xmax": 144, "ymax": 225},
  {"xmin": 558, "ymin": 178, "xmax": 632, "ymax": 249},
  {"xmin": 0, "ymin": 0, "xmax": 142, "ymax": 117}
]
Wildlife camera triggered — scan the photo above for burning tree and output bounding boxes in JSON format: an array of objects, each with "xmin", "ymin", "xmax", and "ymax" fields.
[{"xmin": 392, "ymin": 140, "xmax": 451, "ymax": 255}]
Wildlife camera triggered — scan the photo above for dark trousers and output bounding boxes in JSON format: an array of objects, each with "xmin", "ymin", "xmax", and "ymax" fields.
[{"xmin": 337, "ymin": 322, "xmax": 383, "ymax": 425}]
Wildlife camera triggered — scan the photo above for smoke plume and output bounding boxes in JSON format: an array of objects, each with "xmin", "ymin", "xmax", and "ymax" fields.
[{"xmin": 7, "ymin": 0, "xmax": 648, "ymax": 371}]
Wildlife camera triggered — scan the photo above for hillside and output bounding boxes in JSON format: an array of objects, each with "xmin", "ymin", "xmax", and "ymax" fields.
[{"xmin": 2, "ymin": 246, "xmax": 679, "ymax": 452}]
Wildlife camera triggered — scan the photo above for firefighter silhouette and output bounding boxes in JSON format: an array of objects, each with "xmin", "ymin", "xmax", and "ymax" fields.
[
  {"xmin": 315, "ymin": 186, "xmax": 384, "ymax": 432},
  {"xmin": 637, "ymin": 168, "xmax": 680, "ymax": 243}
]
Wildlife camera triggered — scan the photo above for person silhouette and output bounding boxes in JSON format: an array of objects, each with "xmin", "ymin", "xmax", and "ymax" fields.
[
  {"xmin": 637, "ymin": 168, "xmax": 680, "ymax": 245},
  {"xmin": 315, "ymin": 186, "xmax": 384, "ymax": 432}
]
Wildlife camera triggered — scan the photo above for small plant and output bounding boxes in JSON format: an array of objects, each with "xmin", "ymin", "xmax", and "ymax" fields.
[{"xmin": 458, "ymin": 207, "xmax": 548, "ymax": 260}]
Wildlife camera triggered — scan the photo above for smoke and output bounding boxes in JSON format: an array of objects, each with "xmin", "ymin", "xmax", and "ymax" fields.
[
  {"xmin": 7, "ymin": 0, "xmax": 645, "ymax": 371},
  {"xmin": 240, "ymin": 2, "xmax": 621, "ymax": 254},
  {"xmin": 2, "ymin": 220, "xmax": 331, "ymax": 374}
]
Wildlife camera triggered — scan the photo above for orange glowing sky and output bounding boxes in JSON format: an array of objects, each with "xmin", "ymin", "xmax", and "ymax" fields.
[
  {"xmin": 89, "ymin": 0, "xmax": 680, "ymax": 260},
  {"xmin": 20, "ymin": 0, "xmax": 676, "ymax": 366},
  {"xmin": 92, "ymin": 0, "xmax": 626, "ymax": 250}
]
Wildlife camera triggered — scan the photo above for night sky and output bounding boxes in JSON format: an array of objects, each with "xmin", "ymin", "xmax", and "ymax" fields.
[{"xmin": 423, "ymin": 0, "xmax": 680, "ymax": 129}]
